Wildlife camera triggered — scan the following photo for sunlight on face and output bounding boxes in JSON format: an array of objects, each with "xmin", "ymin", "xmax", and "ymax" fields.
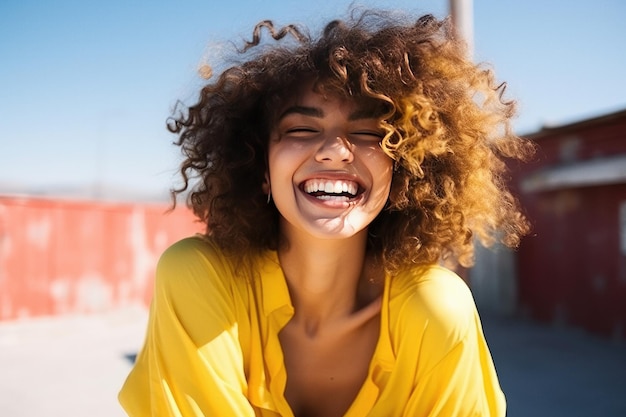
[{"xmin": 268, "ymin": 88, "xmax": 393, "ymax": 241}]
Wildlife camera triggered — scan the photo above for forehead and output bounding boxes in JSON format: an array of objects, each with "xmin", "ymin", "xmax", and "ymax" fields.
[
  {"xmin": 284, "ymin": 88, "xmax": 352, "ymax": 114},
  {"xmin": 276, "ymin": 85, "xmax": 388, "ymax": 121}
]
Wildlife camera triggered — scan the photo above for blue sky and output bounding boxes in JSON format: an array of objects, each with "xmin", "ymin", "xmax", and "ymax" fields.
[{"xmin": 1, "ymin": 0, "xmax": 625, "ymax": 199}]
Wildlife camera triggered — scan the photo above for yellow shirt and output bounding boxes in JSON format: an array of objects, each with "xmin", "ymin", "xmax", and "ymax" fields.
[{"xmin": 119, "ymin": 236, "xmax": 505, "ymax": 416}]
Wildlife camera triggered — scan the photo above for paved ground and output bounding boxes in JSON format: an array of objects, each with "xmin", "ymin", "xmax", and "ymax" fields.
[
  {"xmin": 0, "ymin": 307, "xmax": 145, "ymax": 417},
  {"xmin": 482, "ymin": 315, "xmax": 626, "ymax": 417},
  {"xmin": 0, "ymin": 307, "xmax": 624, "ymax": 416}
]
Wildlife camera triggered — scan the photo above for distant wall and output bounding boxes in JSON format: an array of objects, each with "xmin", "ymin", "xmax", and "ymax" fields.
[
  {"xmin": 511, "ymin": 109, "xmax": 626, "ymax": 340},
  {"xmin": 516, "ymin": 184, "xmax": 626, "ymax": 338},
  {"xmin": 0, "ymin": 196, "xmax": 202, "ymax": 320}
]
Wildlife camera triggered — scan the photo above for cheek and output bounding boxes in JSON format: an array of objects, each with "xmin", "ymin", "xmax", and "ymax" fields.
[
  {"xmin": 267, "ymin": 142, "xmax": 301, "ymax": 184},
  {"xmin": 267, "ymin": 140, "xmax": 285, "ymax": 175},
  {"xmin": 366, "ymin": 149, "xmax": 394, "ymax": 182}
]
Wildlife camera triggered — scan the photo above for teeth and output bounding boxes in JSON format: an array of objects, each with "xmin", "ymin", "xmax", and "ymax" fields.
[
  {"xmin": 304, "ymin": 179, "xmax": 358, "ymax": 196},
  {"xmin": 317, "ymin": 195, "xmax": 350, "ymax": 201}
]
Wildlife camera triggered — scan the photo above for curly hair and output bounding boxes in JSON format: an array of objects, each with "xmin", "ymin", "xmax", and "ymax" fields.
[{"xmin": 168, "ymin": 10, "xmax": 534, "ymax": 274}]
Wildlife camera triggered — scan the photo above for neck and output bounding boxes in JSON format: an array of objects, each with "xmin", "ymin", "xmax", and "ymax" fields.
[{"xmin": 277, "ymin": 227, "xmax": 381, "ymax": 332}]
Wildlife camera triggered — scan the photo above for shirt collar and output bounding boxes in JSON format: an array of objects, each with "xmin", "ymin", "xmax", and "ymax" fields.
[{"xmin": 258, "ymin": 250, "xmax": 294, "ymax": 317}]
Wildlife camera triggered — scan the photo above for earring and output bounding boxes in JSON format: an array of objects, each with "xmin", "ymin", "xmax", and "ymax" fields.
[{"xmin": 263, "ymin": 172, "xmax": 271, "ymax": 204}]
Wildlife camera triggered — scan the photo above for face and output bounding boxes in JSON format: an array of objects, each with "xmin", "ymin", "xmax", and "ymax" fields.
[{"xmin": 267, "ymin": 88, "xmax": 393, "ymax": 241}]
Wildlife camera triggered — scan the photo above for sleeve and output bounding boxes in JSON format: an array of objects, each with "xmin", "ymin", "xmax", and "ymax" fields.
[
  {"xmin": 403, "ymin": 313, "xmax": 506, "ymax": 417},
  {"xmin": 118, "ymin": 237, "xmax": 257, "ymax": 417},
  {"xmin": 395, "ymin": 268, "xmax": 506, "ymax": 417}
]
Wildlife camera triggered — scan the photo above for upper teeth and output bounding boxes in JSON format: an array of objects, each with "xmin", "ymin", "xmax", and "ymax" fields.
[{"xmin": 304, "ymin": 179, "xmax": 358, "ymax": 196}]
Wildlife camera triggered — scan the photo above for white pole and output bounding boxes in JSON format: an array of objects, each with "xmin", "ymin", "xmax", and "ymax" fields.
[{"xmin": 450, "ymin": 0, "xmax": 474, "ymax": 58}]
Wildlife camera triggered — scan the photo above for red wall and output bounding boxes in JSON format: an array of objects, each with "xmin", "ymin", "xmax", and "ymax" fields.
[
  {"xmin": 513, "ymin": 111, "xmax": 626, "ymax": 339},
  {"xmin": 517, "ymin": 185, "xmax": 626, "ymax": 338},
  {"xmin": 0, "ymin": 196, "xmax": 202, "ymax": 320}
]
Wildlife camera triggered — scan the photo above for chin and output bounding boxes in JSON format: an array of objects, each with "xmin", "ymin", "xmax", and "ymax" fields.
[{"xmin": 306, "ymin": 217, "xmax": 369, "ymax": 240}]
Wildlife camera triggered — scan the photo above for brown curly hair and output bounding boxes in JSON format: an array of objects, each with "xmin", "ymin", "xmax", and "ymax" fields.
[{"xmin": 168, "ymin": 10, "xmax": 534, "ymax": 273}]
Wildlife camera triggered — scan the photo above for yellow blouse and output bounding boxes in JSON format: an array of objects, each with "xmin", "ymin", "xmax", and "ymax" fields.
[{"xmin": 119, "ymin": 236, "xmax": 505, "ymax": 416}]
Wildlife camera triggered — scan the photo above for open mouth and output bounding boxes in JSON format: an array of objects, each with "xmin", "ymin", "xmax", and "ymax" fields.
[{"xmin": 301, "ymin": 179, "xmax": 363, "ymax": 202}]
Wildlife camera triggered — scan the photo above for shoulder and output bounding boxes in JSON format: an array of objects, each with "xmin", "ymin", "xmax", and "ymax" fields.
[
  {"xmin": 158, "ymin": 235, "xmax": 228, "ymax": 267},
  {"xmin": 155, "ymin": 235, "xmax": 236, "ymax": 295},
  {"xmin": 150, "ymin": 236, "xmax": 254, "ymax": 348},
  {"xmin": 389, "ymin": 265, "xmax": 477, "ymax": 346}
]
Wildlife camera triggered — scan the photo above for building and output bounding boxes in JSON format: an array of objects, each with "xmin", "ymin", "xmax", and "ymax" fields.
[{"xmin": 511, "ymin": 108, "xmax": 626, "ymax": 340}]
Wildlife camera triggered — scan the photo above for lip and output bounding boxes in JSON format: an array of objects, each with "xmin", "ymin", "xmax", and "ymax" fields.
[{"xmin": 299, "ymin": 170, "xmax": 363, "ymax": 184}]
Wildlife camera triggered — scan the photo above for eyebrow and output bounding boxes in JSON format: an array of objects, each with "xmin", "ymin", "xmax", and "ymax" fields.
[
  {"xmin": 277, "ymin": 105, "xmax": 382, "ymax": 122},
  {"xmin": 278, "ymin": 106, "xmax": 323, "ymax": 120}
]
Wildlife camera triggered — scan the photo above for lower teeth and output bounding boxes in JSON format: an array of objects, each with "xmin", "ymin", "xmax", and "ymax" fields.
[{"xmin": 316, "ymin": 195, "xmax": 350, "ymax": 201}]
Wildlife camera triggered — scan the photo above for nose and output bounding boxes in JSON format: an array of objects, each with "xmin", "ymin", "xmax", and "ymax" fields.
[{"xmin": 314, "ymin": 136, "xmax": 355, "ymax": 164}]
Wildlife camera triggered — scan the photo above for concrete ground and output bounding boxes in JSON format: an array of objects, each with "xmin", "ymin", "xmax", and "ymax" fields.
[
  {"xmin": 482, "ymin": 315, "xmax": 626, "ymax": 417},
  {"xmin": 0, "ymin": 307, "xmax": 145, "ymax": 417},
  {"xmin": 0, "ymin": 307, "xmax": 624, "ymax": 416}
]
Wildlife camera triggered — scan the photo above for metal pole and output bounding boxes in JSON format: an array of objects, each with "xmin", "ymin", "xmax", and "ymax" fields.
[{"xmin": 450, "ymin": 0, "xmax": 474, "ymax": 58}]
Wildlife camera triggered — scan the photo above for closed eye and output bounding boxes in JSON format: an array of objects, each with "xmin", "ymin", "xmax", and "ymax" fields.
[
  {"xmin": 350, "ymin": 131, "xmax": 385, "ymax": 141},
  {"xmin": 282, "ymin": 127, "xmax": 320, "ymax": 139},
  {"xmin": 286, "ymin": 127, "xmax": 318, "ymax": 133}
]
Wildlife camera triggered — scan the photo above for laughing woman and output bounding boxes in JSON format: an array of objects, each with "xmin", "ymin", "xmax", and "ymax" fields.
[{"xmin": 119, "ymin": 9, "xmax": 533, "ymax": 417}]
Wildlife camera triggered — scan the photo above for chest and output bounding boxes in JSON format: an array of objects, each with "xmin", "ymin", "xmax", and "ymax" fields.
[{"xmin": 278, "ymin": 317, "xmax": 380, "ymax": 417}]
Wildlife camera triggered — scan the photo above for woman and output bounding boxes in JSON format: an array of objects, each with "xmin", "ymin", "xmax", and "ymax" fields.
[{"xmin": 120, "ymin": 10, "xmax": 533, "ymax": 417}]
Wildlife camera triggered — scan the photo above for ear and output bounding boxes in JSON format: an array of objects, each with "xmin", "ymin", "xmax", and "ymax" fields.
[{"xmin": 262, "ymin": 172, "xmax": 270, "ymax": 194}]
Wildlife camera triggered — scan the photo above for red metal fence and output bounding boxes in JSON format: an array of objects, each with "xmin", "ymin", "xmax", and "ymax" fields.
[{"xmin": 0, "ymin": 196, "xmax": 202, "ymax": 320}]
